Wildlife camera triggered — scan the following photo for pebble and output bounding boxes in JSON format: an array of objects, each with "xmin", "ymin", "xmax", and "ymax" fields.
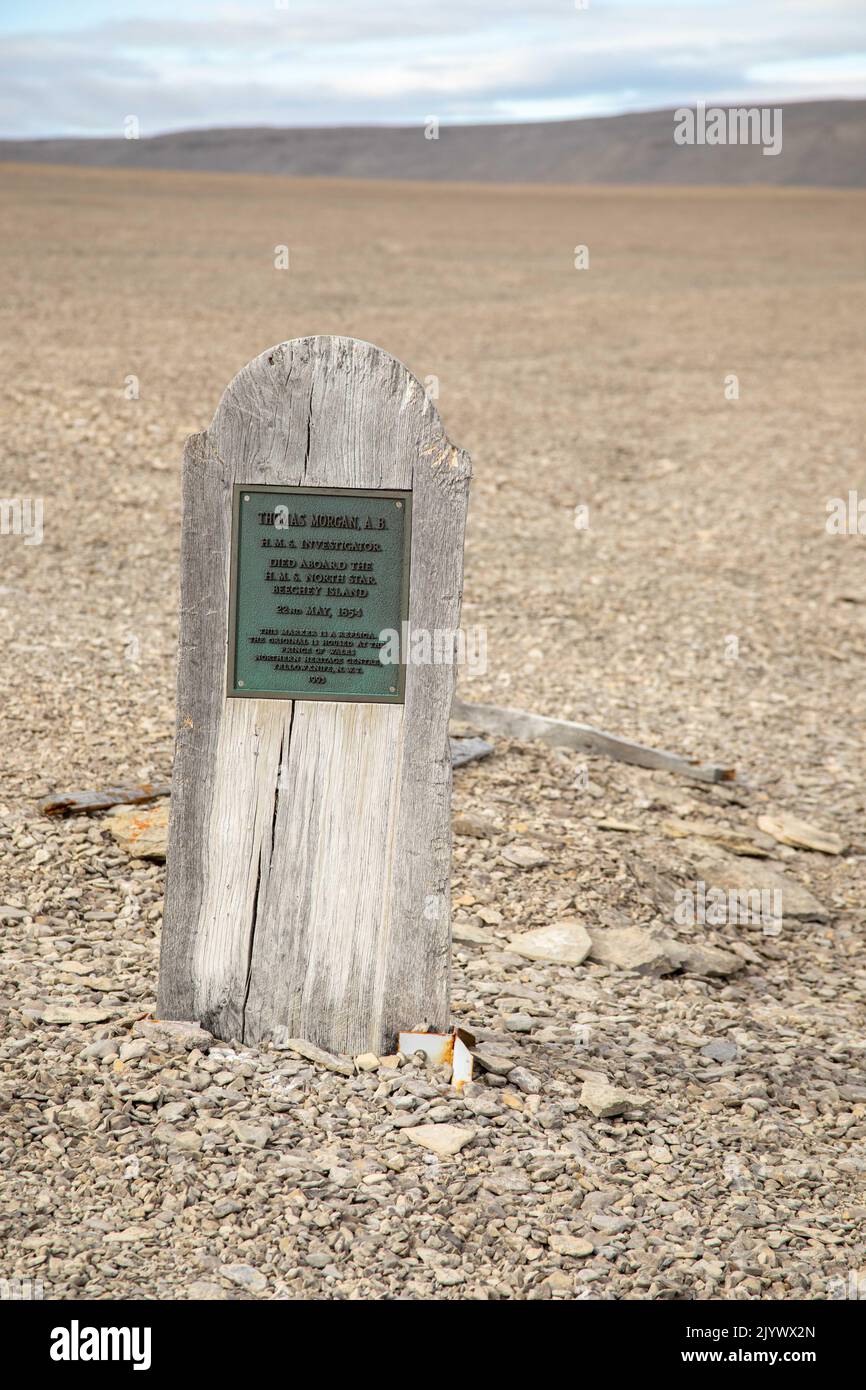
[
  {"xmin": 134, "ymin": 1019, "xmax": 213, "ymax": 1051},
  {"xmin": 406, "ymin": 1124, "xmax": 476, "ymax": 1157},
  {"xmin": 278, "ymin": 1037, "xmax": 354, "ymax": 1076},
  {"xmin": 187, "ymin": 1281, "xmax": 227, "ymax": 1300},
  {"xmin": 40, "ymin": 1005, "xmax": 120, "ymax": 1025},
  {"xmin": 501, "ymin": 845, "xmax": 549, "ymax": 869},
  {"xmin": 221, "ymin": 1264, "xmax": 268, "ymax": 1294},
  {"xmin": 700, "ymin": 1039, "xmax": 738, "ymax": 1063},
  {"xmin": 507, "ymin": 1066, "xmax": 543, "ymax": 1095},
  {"xmin": 506, "ymin": 921, "xmax": 592, "ymax": 965},
  {"xmin": 60, "ymin": 1099, "xmax": 101, "ymax": 1129},
  {"xmin": 549, "ymin": 1234, "xmax": 595, "ymax": 1258},
  {"xmin": 453, "ymin": 922, "xmax": 495, "ymax": 945},
  {"xmin": 453, "ymin": 812, "xmax": 496, "ymax": 838},
  {"xmin": 580, "ymin": 1078, "xmax": 632, "ymax": 1118}
]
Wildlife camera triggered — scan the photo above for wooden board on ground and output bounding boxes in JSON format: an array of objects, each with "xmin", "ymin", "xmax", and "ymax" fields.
[{"xmin": 452, "ymin": 700, "xmax": 734, "ymax": 783}]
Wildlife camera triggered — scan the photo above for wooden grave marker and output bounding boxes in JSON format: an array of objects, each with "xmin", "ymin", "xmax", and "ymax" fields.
[{"xmin": 157, "ymin": 337, "xmax": 471, "ymax": 1055}]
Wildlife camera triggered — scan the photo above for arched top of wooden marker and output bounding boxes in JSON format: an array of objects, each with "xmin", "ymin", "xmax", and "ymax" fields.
[{"xmin": 202, "ymin": 335, "xmax": 470, "ymax": 499}]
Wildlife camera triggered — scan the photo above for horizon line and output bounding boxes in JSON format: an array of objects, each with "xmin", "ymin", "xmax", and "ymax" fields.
[{"xmin": 3, "ymin": 94, "xmax": 864, "ymax": 144}]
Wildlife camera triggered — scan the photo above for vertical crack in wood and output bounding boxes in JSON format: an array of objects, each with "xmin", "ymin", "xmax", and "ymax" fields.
[
  {"xmin": 241, "ymin": 857, "xmax": 263, "ymax": 1042},
  {"xmin": 241, "ymin": 705, "xmax": 293, "ymax": 1041},
  {"xmin": 270, "ymin": 713, "xmax": 290, "ymax": 866},
  {"xmin": 302, "ymin": 380, "xmax": 314, "ymax": 481}
]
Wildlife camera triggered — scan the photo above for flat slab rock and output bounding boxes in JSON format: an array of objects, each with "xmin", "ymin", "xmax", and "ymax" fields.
[
  {"xmin": 452, "ymin": 921, "xmax": 496, "ymax": 946},
  {"xmin": 757, "ymin": 812, "xmax": 846, "ymax": 856},
  {"xmin": 661, "ymin": 816, "xmax": 771, "ymax": 858},
  {"xmin": 105, "ymin": 801, "xmax": 169, "ymax": 861},
  {"xmin": 688, "ymin": 852, "xmax": 831, "ymax": 922},
  {"xmin": 275, "ymin": 1037, "xmax": 355, "ymax": 1077},
  {"xmin": 580, "ymin": 1077, "xmax": 633, "ymax": 1118},
  {"xmin": 37, "ymin": 1004, "xmax": 125, "ymax": 1025},
  {"xmin": 587, "ymin": 926, "xmax": 744, "ymax": 977},
  {"xmin": 133, "ymin": 1019, "xmax": 214, "ymax": 1052},
  {"xmin": 549, "ymin": 1234, "xmax": 595, "ymax": 1258},
  {"xmin": 406, "ymin": 1124, "xmax": 476, "ymax": 1157},
  {"xmin": 506, "ymin": 920, "xmax": 592, "ymax": 965},
  {"xmin": 449, "ymin": 737, "xmax": 494, "ymax": 769},
  {"xmin": 501, "ymin": 844, "xmax": 549, "ymax": 869}
]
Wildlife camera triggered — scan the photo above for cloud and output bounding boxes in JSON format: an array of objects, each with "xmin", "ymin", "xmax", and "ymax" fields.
[{"xmin": 1, "ymin": 0, "xmax": 865, "ymax": 137}]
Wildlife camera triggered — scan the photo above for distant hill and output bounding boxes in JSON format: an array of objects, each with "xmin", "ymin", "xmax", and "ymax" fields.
[{"xmin": 2, "ymin": 101, "xmax": 864, "ymax": 187}]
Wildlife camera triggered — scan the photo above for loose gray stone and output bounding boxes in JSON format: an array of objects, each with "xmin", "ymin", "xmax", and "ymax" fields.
[
  {"xmin": 79, "ymin": 1039, "xmax": 120, "ymax": 1060},
  {"xmin": 134, "ymin": 1019, "xmax": 213, "ymax": 1052},
  {"xmin": 40, "ymin": 1005, "xmax": 121, "ymax": 1025},
  {"xmin": 221, "ymin": 1263, "xmax": 268, "ymax": 1294},
  {"xmin": 700, "ymin": 1039, "xmax": 738, "ymax": 1063},
  {"xmin": 187, "ymin": 1281, "xmax": 228, "ymax": 1300},
  {"xmin": 501, "ymin": 844, "xmax": 549, "ymax": 870},
  {"xmin": 406, "ymin": 1124, "xmax": 476, "ymax": 1157},
  {"xmin": 506, "ymin": 920, "xmax": 592, "ymax": 965},
  {"xmin": 472, "ymin": 1048, "xmax": 516, "ymax": 1075},
  {"xmin": 277, "ymin": 1038, "xmax": 355, "ymax": 1076},
  {"xmin": 580, "ymin": 1078, "xmax": 632, "ymax": 1118},
  {"xmin": 549, "ymin": 1234, "xmax": 595, "ymax": 1258},
  {"xmin": 507, "ymin": 1066, "xmax": 543, "ymax": 1095},
  {"xmin": 453, "ymin": 921, "xmax": 496, "ymax": 946},
  {"xmin": 587, "ymin": 927, "xmax": 678, "ymax": 975},
  {"xmin": 484, "ymin": 1169, "xmax": 533, "ymax": 1195},
  {"xmin": 232, "ymin": 1120, "xmax": 271, "ymax": 1148},
  {"xmin": 59, "ymin": 1099, "xmax": 101, "ymax": 1130}
]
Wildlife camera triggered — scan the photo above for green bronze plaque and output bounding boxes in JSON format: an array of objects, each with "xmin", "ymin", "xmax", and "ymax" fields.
[{"xmin": 227, "ymin": 484, "xmax": 411, "ymax": 703}]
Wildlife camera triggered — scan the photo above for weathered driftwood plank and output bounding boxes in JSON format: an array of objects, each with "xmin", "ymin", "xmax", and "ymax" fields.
[
  {"xmin": 158, "ymin": 337, "xmax": 471, "ymax": 1054},
  {"xmin": 40, "ymin": 783, "xmax": 171, "ymax": 816},
  {"xmin": 39, "ymin": 739, "xmax": 490, "ymax": 827},
  {"xmin": 451, "ymin": 700, "xmax": 734, "ymax": 784}
]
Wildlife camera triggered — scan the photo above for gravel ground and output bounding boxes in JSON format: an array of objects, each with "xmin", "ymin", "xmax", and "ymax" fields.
[{"xmin": 1, "ymin": 165, "xmax": 864, "ymax": 1300}]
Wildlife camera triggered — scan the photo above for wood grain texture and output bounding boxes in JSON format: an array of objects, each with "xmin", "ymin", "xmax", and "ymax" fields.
[{"xmin": 158, "ymin": 337, "xmax": 471, "ymax": 1054}]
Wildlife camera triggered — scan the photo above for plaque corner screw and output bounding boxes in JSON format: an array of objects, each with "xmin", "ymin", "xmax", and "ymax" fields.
[{"xmin": 238, "ymin": 680, "xmax": 245, "ymax": 687}]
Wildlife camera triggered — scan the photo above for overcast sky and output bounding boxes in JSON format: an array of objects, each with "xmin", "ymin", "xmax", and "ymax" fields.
[{"xmin": 2, "ymin": 0, "xmax": 865, "ymax": 138}]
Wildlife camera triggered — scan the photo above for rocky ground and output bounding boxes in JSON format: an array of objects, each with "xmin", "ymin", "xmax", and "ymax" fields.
[
  {"xmin": 1, "ymin": 166, "xmax": 864, "ymax": 1300},
  {"xmin": 1, "ymin": 743, "xmax": 864, "ymax": 1300}
]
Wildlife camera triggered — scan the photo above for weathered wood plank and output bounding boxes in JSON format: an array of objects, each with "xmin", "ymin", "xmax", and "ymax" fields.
[
  {"xmin": 451, "ymin": 700, "xmax": 734, "ymax": 783},
  {"xmin": 158, "ymin": 337, "xmax": 471, "ymax": 1054}
]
